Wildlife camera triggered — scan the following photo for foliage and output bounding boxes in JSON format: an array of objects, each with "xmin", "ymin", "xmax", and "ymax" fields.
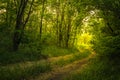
[
  {"xmin": 0, "ymin": 0, "xmax": 120, "ymax": 79},
  {"xmin": 64, "ymin": 56, "xmax": 120, "ymax": 80}
]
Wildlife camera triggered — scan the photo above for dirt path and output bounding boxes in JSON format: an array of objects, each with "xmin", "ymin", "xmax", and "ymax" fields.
[{"xmin": 31, "ymin": 53, "xmax": 95, "ymax": 80}]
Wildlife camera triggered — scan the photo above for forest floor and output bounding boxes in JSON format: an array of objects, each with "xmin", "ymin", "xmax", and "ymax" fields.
[
  {"xmin": 0, "ymin": 47, "xmax": 96, "ymax": 80},
  {"xmin": 30, "ymin": 51, "xmax": 96, "ymax": 80}
]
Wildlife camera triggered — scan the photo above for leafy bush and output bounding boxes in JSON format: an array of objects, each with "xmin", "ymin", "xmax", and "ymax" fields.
[{"xmin": 93, "ymin": 35, "xmax": 120, "ymax": 59}]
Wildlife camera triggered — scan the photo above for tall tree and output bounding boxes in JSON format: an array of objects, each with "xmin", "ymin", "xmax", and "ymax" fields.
[
  {"xmin": 39, "ymin": 0, "xmax": 46, "ymax": 40},
  {"xmin": 13, "ymin": 0, "xmax": 34, "ymax": 51}
]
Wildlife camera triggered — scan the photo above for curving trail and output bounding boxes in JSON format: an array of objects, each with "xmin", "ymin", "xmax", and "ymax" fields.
[{"xmin": 30, "ymin": 52, "xmax": 96, "ymax": 80}]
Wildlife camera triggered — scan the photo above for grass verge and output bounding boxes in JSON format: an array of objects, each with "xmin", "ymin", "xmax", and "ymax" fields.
[
  {"xmin": 0, "ymin": 61, "xmax": 51, "ymax": 80},
  {"xmin": 64, "ymin": 55, "xmax": 120, "ymax": 80},
  {"xmin": 52, "ymin": 49, "xmax": 91, "ymax": 67}
]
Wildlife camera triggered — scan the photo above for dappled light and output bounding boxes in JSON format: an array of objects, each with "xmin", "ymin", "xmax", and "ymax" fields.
[
  {"xmin": 76, "ymin": 33, "xmax": 93, "ymax": 52},
  {"xmin": 0, "ymin": 0, "xmax": 120, "ymax": 80}
]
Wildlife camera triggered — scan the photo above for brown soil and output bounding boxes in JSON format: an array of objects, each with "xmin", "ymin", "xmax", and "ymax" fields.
[{"xmin": 30, "ymin": 53, "xmax": 95, "ymax": 80}]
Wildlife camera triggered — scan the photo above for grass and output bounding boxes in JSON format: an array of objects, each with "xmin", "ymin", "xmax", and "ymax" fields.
[
  {"xmin": 0, "ymin": 45, "xmax": 78, "ymax": 65},
  {"xmin": 0, "ymin": 45, "xmax": 92, "ymax": 80},
  {"xmin": 0, "ymin": 61, "xmax": 51, "ymax": 80},
  {"xmin": 0, "ymin": 50, "xmax": 46, "ymax": 66},
  {"xmin": 52, "ymin": 48, "xmax": 91, "ymax": 67},
  {"xmin": 64, "ymin": 55, "xmax": 120, "ymax": 80},
  {"xmin": 41, "ymin": 45, "xmax": 79, "ymax": 57}
]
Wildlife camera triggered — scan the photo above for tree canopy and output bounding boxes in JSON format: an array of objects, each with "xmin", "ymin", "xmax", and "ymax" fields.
[{"xmin": 0, "ymin": 0, "xmax": 120, "ymax": 79}]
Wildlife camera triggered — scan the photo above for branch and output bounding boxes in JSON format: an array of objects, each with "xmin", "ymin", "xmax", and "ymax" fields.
[{"xmin": 23, "ymin": 0, "xmax": 34, "ymax": 28}]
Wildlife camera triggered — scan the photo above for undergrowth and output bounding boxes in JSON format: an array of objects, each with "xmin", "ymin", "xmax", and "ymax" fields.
[
  {"xmin": 64, "ymin": 55, "xmax": 120, "ymax": 80},
  {"xmin": 52, "ymin": 49, "xmax": 91, "ymax": 67},
  {"xmin": 0, "ymin": 61, "xmax": 51, "ymax": 80},
  {"xmin": 0, "ymin": 50, "xmax": 45, "ymax": 66},
  {"xmin": 0, "ymin": 45, "xmax": 92, "ymax": 80},
  {"xmin": 41, "ymin": 45, "xmax": 78, "ymax": 57}
]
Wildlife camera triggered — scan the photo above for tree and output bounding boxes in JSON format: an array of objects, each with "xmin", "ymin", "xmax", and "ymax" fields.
[
  {"xmin": 39, "ymin": 0, "xmax": 46, "ymax": 40},
  {"xmin": 13, "ymin": 0, "xmax": 34, "ymax": 51}
]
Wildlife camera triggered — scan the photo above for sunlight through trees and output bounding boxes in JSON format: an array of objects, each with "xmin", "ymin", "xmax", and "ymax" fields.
[{"xmin": 0, "ymin": 0, "xmax": 120, "ymax": 80}]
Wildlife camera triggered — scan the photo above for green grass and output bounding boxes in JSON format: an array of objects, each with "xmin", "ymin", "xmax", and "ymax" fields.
[
  {"xmin": 41, "ymin": 45, "xmax": 79, "ymax": 57},
  {"xmin": 0, "ymin": 50, "xmax": 46, "ymax": 66},
  {"xmin": 64, "ymin": 55, "xmax": 120, "ymax": 80},
  {"xmin": 52, "ymin": 49, "xmax": 91, "ymax": 67},
  {"xmin": 0, "ymin": 45, "xmax": 92, "ymax": 80},
  {"xmin": 0, "ymin": 45, "xmax": 79, "ymax": 65},
  {"xmin": 0, "ymin": 61, "xmax": 51, "ymax": 80}
]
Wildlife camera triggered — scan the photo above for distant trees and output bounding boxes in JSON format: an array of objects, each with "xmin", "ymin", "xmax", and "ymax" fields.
[
  {"xmin": 7, "ymin": 0, "xmax": 88, "ymax": 51},
  {"xmin": 1, "ymin": 0, "xmax": 119, "ymax": 55},
  {"xmin": 39, "ymin": 0, "xmax": 46, "ymax": 40}
]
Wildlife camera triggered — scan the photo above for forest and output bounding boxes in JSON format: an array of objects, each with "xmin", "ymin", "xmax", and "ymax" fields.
[{"xmin": 0, "ymin": 0, "xmax": 120, "ymax": 80}]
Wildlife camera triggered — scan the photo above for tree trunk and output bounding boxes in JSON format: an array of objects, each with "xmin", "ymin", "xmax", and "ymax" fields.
[
  {"xmin": 13, "ymin": 0, "xmax": 34, "ymax": 51},
  {"xmin": 40, "ymin": 0, "xmax": 45, "ymax": 40},
  {"xmin": 66, "ymin": 19, "xmax": 71, "ymax": 48}
]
